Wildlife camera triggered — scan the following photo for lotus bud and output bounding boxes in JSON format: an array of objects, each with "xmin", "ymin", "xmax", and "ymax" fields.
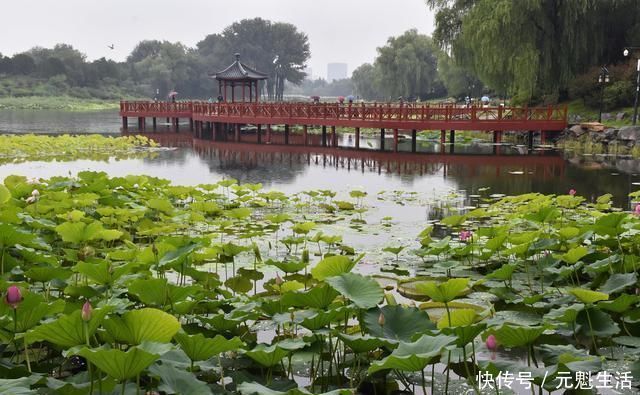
[
  {"xmin": 31, "ymin": 189, "xmax": 40, "ymax": 198},
  {"xmin": 25, "ymin": 196, "xmax": 36, "ymax": 204},
  {"xmin": 486, "ymin": 334, "xmax": 497, "ymax": 351},
  {"xmin": 378, "ymin": 312, "xmax": 385, "ymax": 327},
  {"xmin": 569, "ymin": 189, "xmax": 576, "ymax": 196},
  {"xmin": 5, "ymin": 285, "xmax": 22, "ymax": 309},
  {"xmin": 151, "ymin": 243, "xmax": 159, "ymax": 257},
  {"xmin": 275, "ymin": 273, "xmax": 284, "ymax": 286},
  {"xmin": 81, "ymin": 301, "xmax": 92, "ymax": 322}
]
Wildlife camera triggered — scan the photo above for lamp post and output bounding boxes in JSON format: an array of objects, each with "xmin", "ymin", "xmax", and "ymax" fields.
[
  {"xmin": 623, "ymin": 47, "xmax": 640, "ymax": 125},
  {"xmin": 598, "ymin": 67, "xmax": 610, "ymax": 123}
]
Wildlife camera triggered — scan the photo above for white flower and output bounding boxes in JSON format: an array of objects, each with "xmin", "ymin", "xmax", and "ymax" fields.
[
  {"xmin": 25, "ymin": 196, "xmax": 37, "ymax": 204},
  {"xmin": 31, "ymin": 189, "xmax": 40, "ymax": 197}
]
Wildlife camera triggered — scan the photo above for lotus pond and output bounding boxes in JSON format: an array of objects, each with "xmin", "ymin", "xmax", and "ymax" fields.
[{"xmin": 1, "ymin": 135, "xmax": 640, "ymax": 394}]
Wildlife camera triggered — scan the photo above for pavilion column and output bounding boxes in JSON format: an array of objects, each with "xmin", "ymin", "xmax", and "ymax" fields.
[
  {"xmin": 355, "ymin": 127, "xmax": 360, "ymax": 149},
  {"xmin": 411, "ymin": 129, "xmax": 417, "ymax": 153},
  {"xmin": 242, "ymin": 83, "xmax": 246, "ymax": 102},
  {"xmin": 223, "ymin": 81, "xmax": 227, "ymax": 101},
  {"xmin": 249, "ymin": 83, "xmax": 253, "ymax": 103},
  {"xmin": 303, "ymin": 125, "xmax": 308, "ymax": 146},
  {"xmin": 231, "ymin": 83, "xmax": 235, "ymax": 102},
  {"xmin": 122, "ymin": 117, "xmax": 128, "ymax": 130}
]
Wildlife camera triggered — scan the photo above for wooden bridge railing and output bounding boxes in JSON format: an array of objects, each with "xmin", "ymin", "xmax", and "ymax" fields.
[{"xmin": 120, "ymin": 101, "xmax": 568, "ymax": 129}]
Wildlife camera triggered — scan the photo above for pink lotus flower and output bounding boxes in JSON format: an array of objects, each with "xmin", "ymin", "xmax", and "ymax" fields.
[
  {"xmin": 486, "ymin": 334, "xmax": 498, "ymax": 360},
  {"xmin": 5, "ymin": 285, "xmax": 22, "ymax": 309},
  {"xmin": 569, "ymin": 189, "xmax": 576, "ymax": 196},
  {"xmin": 634, "ymin": 204, "xmax": 640, "ymax": 216},
  {"xmin": 81, "ymin": 301, "xmax": 92, "ymax": 322},
  {"xmin": 459, "ymin": 230, "xmax": 473, "ymax": 242}
]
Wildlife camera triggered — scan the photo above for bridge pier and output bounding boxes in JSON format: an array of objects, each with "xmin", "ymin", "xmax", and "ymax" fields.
[
  {"xmin": 440, "ymin": 129, "xmax": 446, "ymax": 148},
  {"xmin": 322, "ymin": 126, "xmax": 327, "ymax": 147},
  {"xmin": 257, "ymin": 124, "xmax": 262, "ymax": 144},
  {"xmin": 174, "ymin": 118, "xmax": 179, "ymax": 133},
  {"xmin": 303, "ymin": 125, "xmax": 308, "ymax": 146},
  {"xmin": 152, "ymin": 117, "xmax": 157, "ymax": 131},
  {"xmin": 540, "ymin": 131, "xmax": 547, "ymax": 145},
  {"xmin": 493, "ymin": 130, "xmax": 502, "ymax": 144},
  {"xmin": 235, "ymin": 124, "xmax": 241, "ymax": 142},
  {"xmin": 411, "ymin": 130, "xmax": 417, "ymax": 153},
  {"xmin": 189, "ymin": 118, "xmax": 194, "ymax": 132},
  {"xmin": 449, "ymin": 130, "xmax": 455, "ymax": 145},
  {"xmin": 380, "ymin": 129, "xmax": 385, "ymax": 151},
  {"xmin": 528, "ymin": 130, "xmax": 534, "ymax": 150},
  {"xmin": 355, "ymin": 127, "xmax": 360, "ymax": 149},
  {"xmin": 331, "ymin": 126, "xmax": 336, "ymax": 147},
  {"xmin": 137, "ymin": 117, "xmax": 145, "ymax": 131},
  {"xmin": 284, "ymin": 125, "xmax": 290, "ymax": 145},
  {"xmin": 393, "ymin": 129, "xmax": 399, "ymax": 152},
  {"xmin": 267, "ymin": 124, "xmax": 272, "ymax": 143}
]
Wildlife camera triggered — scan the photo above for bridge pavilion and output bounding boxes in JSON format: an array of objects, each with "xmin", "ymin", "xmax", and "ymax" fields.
[{"xmin": 209, "ymin": 53, "xmax": 268, "ymax": 102}]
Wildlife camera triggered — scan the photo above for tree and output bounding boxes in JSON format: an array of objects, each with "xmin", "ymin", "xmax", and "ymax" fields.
[
  {"xmin": 10, "ymin": 54, "xmax": 36, "ymax": 75},
  {"xmin": 426, "ymin": 0, "xmax": 640, "ymax": 103},
  {"xmin": 374, "ymin": 29, "xmax": 442, "ymax": 100},
  {"xmin": 351, "ymin": 63, "xmax": 382, "ymax": 100},
  {"xmin": 217, "ymin": 18, "xmax": 310, "ymax": 100}
]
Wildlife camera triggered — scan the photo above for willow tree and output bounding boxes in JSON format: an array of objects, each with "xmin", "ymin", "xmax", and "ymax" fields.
[
  {"xmin": 374, "ymin": 29, "xmax": 443, "ymax": 100},
  {"xmin": 427, "ymin": 0, "xmax": 640, "ymax": 103}
]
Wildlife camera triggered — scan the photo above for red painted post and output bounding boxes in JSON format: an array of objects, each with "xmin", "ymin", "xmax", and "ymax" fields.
[
  {"xmin": 303, "ymin": 125, "xmax": 308, "ymax": 146},
  {"xmin": 257, "ymin": 124, "xmax": 262, "ymax": 143},
  {"xmin": 267, "ymin": 124, "xmax": 271, "ymax": 143},
  {"xmin": 540, "ymin": 131, "xmax": 546, "ymax": 145},
  {"xmin": 493, "ymin": 131, "xmax": 502, "ymax": 144},
  {"xmin": 393, "ymin": 129, "xmax": 399, "ymax": 152},
  {"xmin": 440, "ymin": 130, "xmax": 446, "ymax": 146},
  {"xmin": 355, "ymin": 127, "xmax": 360, "ymax": 149}
]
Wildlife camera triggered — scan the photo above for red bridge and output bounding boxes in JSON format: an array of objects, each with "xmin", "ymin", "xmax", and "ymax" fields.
[{"xmin": 120, "ymin": 101, "xmax": 568, "ymax": 152}]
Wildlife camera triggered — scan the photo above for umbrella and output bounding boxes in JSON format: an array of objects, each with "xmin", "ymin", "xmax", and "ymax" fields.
[
  {"xmin": 481, "ymin": 95, "xmax": 490, "ymax": 102},
  {"xmin": 167, "ymin": 91, "xmax": 178, "ymax": 98}
]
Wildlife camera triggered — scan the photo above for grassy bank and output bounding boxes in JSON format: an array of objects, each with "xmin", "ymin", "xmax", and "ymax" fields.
[
  {"xmin": 0, "ymin": 96, "xmax": 122, "ymax": 111},
  {"xmin": 566, "ymin": 99, "xmax": 635, "ymax": 127}
]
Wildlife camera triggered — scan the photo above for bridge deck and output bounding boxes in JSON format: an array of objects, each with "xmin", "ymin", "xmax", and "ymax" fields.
[{"xmin": 120, "ymin": 101, "xmax": 568, "ymax": 132}]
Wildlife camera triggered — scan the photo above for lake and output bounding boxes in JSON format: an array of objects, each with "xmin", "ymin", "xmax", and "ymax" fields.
[{"xmin": 0, "ymin": 108, "xmax": 638, "ymax": 210}]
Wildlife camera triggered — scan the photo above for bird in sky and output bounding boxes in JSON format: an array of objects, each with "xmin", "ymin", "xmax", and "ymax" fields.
[{"xmin": 107, "ymin": 44, "xmax": 114, "ymax": 50}]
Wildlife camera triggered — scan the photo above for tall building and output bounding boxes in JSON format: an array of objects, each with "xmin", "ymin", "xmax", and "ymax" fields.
[
  {"xmin": 303, "ymin": 67, "xmax": 313, "ymax": 80},
  {"xmin": 327, "ymin": 63, "xmax": 347, "ymax": 82}
]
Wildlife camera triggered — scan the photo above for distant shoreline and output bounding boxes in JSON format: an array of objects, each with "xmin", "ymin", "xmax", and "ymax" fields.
[{"xmin": 0, "ymin": 96, "xmax": 123, "ymax": 111}]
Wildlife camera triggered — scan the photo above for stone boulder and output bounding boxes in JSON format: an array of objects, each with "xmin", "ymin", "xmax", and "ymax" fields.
[
  {"xmin": 568, "ymin": 124, "xmax": 587, "ymax": 137},
  {"xmin": 603, "ymin": 128, "xmax": 618, "ymax": 140},
  {"xmin": 618, "ymin": 126, "xmax": 640, "ymax": 142},
  {"xmin": 616, "ymin": 112, "xmax": 627, "ymax": 121}
]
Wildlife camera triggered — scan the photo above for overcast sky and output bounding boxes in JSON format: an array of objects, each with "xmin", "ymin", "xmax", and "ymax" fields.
[{"xmin": 0, "ymin": 0, "xmax": 434, "ymax": 79}]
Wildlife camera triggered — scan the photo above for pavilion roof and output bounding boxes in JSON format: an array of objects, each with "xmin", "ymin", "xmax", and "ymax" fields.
[{"xmin": 209, "ymin": 53, "xmax": 268, "ymax": 81}]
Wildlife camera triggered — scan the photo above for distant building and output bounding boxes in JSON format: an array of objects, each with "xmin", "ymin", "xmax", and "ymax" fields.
[
  {"xmin": 303, "ymin": 67, "xmax": 313, "ymax": 80},
  {"xmin": 327, "ymin": 63, "xmax": 347, "ymax": 82}
]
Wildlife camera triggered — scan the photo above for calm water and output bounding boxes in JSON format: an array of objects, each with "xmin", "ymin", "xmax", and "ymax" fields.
[{"xmin": 0, "ymin": 109, "xmax": 639, "ymax": 210}]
